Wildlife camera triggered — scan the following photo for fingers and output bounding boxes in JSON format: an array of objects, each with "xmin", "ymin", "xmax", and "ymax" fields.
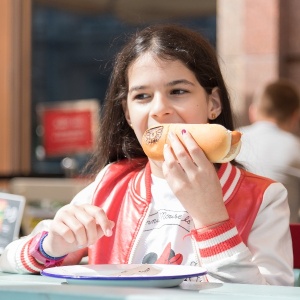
[
  {"xmin": 163, "ymin": 131, "xmax": 195, "ymax": 173},
  {"xmin": 164, "ymin": 130, "xmax": 210, "ymax": 169},
  {"xmin": 179, "ymin": 130, "xmax": 211, "ymax": 168},
  {"xmin": 51, "ymin": 204, "xmax": 114, "ymax": 248},
  {"xmin": 83, "ymin": 205, "xmax": 115, "ymax": 237}
]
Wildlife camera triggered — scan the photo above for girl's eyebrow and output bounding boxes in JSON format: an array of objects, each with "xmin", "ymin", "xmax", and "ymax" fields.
[
  {"xmin": 128, "ymin": 85, "xmax": 147, "ymax": 94},
  {"xmin": 166, "ymin": 79, "xmax": 195, "ymax": 86},
  {"xmin": 128, "ymin": 79, "xmax": 195, "ymax": 93}
]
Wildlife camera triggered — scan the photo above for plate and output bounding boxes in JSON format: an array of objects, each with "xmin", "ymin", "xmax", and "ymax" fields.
[{"xmin": 41, "ymin": 264, "xmax": 207, "ymax": 287}]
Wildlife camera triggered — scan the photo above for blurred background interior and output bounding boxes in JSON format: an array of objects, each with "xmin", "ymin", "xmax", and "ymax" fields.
[{"xmin": 0, "ymin": 0, "xmax": 300, "ymax": 235}]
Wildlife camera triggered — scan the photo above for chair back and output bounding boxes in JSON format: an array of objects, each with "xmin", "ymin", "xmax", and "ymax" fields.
[{"xmin": 290, "ymin": 223, "xmax": 300, "ymax": 269}]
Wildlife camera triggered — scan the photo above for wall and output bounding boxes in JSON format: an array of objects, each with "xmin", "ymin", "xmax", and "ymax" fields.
[{"xmin": 217, "ymin": 0, "xmax": 300, "ymax": 127}]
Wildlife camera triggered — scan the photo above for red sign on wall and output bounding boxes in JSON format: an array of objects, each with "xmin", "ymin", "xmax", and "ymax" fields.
[{"xmin": 42, "ymin": 109, "xmax": 94, "ymax": 156}]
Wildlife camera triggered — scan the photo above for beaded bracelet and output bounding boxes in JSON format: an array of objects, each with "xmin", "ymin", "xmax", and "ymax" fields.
[
  {"xmin": 183, "ymin": 219, "xmax": 230, "ymax": 239},
  {"xmin": 195, "ymin": 219, "xmax": 230, "ymax": 231}
]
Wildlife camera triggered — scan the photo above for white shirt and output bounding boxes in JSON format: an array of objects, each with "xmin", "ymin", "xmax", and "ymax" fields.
[
  {"xmin": 236, "ymin": 121, "xmax": 300, "ymax": 222},
  {"xmin": 131, "ymin": 175, "xmax": 198, "ymax": 267}
]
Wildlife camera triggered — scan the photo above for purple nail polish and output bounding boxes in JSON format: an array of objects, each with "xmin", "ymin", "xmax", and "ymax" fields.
[{"xmin": 181, "ymin": 129, "xmax": 187, "ymax": 135}]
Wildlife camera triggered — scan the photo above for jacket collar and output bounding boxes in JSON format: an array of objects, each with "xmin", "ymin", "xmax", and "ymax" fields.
[{"xmin": 218, "ymin": 163, "xmax": 242, "ymax": 202}]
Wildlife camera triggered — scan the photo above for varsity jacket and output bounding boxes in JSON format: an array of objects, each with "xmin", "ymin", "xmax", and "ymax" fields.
[{"xmin": 0, "ymin": 160, "xmax": 294, "ymax": 286}]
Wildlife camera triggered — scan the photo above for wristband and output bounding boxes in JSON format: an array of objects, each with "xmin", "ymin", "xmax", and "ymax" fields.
[{"xmin": 29, "ymin": 231, "xmax": 67, "ymax": 267}]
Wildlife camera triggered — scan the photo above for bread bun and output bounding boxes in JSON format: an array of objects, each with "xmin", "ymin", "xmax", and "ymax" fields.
[{"xmin": 141, "ymin": 123, "xmax": 241, "ymax": 163}]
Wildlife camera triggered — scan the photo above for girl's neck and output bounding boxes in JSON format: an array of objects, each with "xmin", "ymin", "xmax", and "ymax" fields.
[{"xmin": 148, "ymin": 160, "xmax": 164, "ymax": 178}]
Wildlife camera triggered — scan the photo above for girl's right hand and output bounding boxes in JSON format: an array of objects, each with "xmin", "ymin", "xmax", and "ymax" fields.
[{"xmin": 41, "ymin": 204, "xmax": 115, "ymax": 258}]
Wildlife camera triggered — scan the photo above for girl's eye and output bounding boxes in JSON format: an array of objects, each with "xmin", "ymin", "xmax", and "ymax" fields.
[
  {"xmin": 134, "ymin": 93, "xmax": 149, "ymax": 100},
  {"xmin": 171, "ymin": 89, "xmax": 188, "ymax": 95}
]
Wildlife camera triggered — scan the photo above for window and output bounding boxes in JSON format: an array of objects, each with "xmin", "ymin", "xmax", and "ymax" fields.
[{"xmin": 31, "ymin": 0, "xmax": 216, "ymax": 175}]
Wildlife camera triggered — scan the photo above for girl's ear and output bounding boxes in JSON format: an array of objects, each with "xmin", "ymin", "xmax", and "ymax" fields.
[
  {"xmin": 122, "ymin": 99, "xmax": 131, "ymax": 125},
  {"xmin": 207, "ymin": 87, "xmax": 222, "ymax": 120}
]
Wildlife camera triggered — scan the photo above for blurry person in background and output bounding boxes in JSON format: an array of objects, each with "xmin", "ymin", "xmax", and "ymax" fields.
[{"xmin": 236, "ymin": 79, "xmax": 300, "ymax": 223}]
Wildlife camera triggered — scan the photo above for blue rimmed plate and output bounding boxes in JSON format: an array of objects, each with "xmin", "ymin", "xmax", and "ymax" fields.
[{"xmin": 41, "ymin": 264, "xmax": 207, "ymax": 287}]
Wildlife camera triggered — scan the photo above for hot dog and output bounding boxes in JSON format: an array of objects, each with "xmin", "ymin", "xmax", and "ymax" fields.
[{"xmin": 141, "ymin": 123, "xmax": 242, "ymax": 163}]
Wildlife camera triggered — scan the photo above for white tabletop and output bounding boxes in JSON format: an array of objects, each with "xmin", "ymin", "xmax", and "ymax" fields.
[{"xmin": 0, "ymin": 272, "xmax": 300, "ymax": 300}]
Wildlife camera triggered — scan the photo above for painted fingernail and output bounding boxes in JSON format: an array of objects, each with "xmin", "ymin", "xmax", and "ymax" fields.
[{"xmin": 181, "ymin": 129, "xmax": 187, "ymax": 135}]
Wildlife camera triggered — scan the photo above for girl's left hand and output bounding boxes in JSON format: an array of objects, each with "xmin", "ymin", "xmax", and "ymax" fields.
[{"xmin": 162, "ymin": 130, "xmax": 229, "ymax": 228}]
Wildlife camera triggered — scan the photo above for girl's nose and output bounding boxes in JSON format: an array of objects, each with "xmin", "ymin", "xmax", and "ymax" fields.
[{"xmin": 150, "ymin": 94, "xmax": 173, "ymax": 119}]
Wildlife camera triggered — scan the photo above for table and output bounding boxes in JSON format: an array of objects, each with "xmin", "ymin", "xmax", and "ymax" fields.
[{"xmin": 0, "ymin": 272, "xmax": 300, "ymax": 300}]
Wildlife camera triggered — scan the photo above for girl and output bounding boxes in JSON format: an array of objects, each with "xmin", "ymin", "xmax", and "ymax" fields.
[{"xmin": 0, "ymin": 24, "xmax": 293, "ymax": 285}]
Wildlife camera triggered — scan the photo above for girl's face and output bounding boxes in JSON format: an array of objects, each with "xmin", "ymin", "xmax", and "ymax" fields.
[{"xmin": 123, "ymin": 53, "xmax": 222, "ymax": 146}]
